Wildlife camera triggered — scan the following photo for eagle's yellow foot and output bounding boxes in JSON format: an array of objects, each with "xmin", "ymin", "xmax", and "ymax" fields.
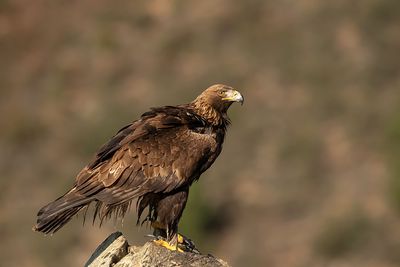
[
  {"xmin": 177, "ymin": 233, "xmax": 200, "ymax": 254},
  {"xmin": 153, "ymin": 239, "xmax": 184, "ymax": 253}
]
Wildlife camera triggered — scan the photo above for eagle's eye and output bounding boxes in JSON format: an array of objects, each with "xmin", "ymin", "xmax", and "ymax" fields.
[{"xmin": 218, "ymin": 89, "xmax": 225, "ymax": 96}]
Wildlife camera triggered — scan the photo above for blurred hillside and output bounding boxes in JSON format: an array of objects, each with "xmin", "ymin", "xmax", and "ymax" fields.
[{"xmin": 1, "ymin": 0, "xmax": 400, "ymax": 266}]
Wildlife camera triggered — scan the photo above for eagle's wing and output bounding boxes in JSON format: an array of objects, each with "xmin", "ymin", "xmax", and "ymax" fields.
[{"xmin": 73, "ymin": 106, "xmax": 216, "ymax": 206}]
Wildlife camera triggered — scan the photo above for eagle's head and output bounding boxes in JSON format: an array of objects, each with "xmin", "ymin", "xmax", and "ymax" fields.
[
  {"xmin": 192, "ymin": 84, "xmax": 244, "ymax": 126},
  {"xmin": 195, "ymin": 84, "xmax": 243, "ymax": 111}
]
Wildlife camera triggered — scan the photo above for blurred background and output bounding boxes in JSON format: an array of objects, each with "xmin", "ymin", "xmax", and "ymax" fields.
[{"xmin": 1, "ymin": 0, "xmax": 400, "ymax": 266}]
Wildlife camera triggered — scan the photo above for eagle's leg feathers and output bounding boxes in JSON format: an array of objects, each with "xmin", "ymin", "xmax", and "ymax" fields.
[
  {"xmin": 151, "ymin": 221, "xmax": 167, "ymax": 238},
  {"xmin": 151, "ymin": 221, "xmax": 166, "ymax": 231}
]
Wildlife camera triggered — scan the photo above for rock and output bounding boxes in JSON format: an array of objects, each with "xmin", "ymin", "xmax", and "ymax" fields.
[
  {"xmin": 85, "ymin": 232, "xmax": 230, "ymax": 267},
  {"xmin": 85, "ymin": 232, "xmax": 128, "ymax": 267}
]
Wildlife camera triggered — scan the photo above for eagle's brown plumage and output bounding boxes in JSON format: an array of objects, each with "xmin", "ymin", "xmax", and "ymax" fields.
[{"xmin": 34, "ymin": 84, "xmax": 243, "ymax": 245}]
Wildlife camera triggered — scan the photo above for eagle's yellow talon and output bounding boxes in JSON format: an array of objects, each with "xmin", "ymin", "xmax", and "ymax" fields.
[
  {"xmin": 153, "ymin": 239, "xmax": 184, "ymax": 252},
  {"xmin": 177, "ymin": 233, "xmax": 184, "ymax": 244}
]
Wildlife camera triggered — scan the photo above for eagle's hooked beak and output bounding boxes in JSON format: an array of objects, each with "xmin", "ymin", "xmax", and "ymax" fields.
[{"xmin": 223, "ymin": 90, "xmax": 244, "ymax": 105}]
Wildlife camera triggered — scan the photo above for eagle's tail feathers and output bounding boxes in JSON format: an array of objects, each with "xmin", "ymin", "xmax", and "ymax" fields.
[{"xmin": 33, "ymin": 190, "xmax": 95, "ymax": 234}]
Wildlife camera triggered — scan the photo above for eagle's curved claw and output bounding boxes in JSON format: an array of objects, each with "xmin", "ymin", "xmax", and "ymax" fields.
[{"xmin": 177, "ymin": 233, "xmax": 200, "ymax": 254}]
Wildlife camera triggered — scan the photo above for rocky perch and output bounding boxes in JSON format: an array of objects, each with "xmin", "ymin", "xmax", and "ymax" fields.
[{"xmin": 84, "ymin": 232, "xmax": 230, "ymax": 267}]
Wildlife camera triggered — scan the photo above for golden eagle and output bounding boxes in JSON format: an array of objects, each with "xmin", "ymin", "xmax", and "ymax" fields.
[{"xmin": 34, "ymin": 84, "xmax": 243, "ymax": 251}]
